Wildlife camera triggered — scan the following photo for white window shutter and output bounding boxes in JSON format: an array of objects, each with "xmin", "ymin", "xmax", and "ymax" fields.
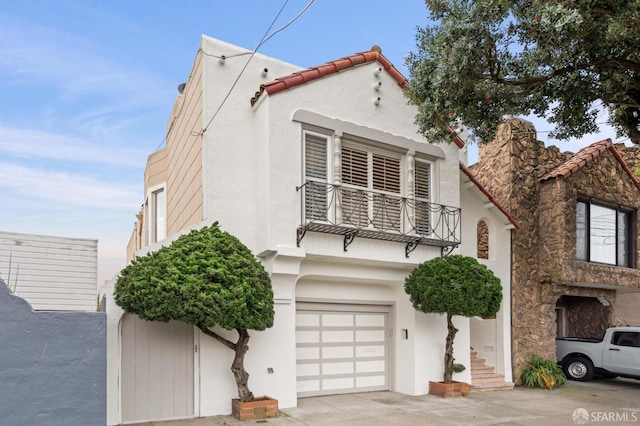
[
  {"xmin": 341, "ymin": 145, "xmax": 368, "ymax": 187},
  {"xmin": 304, "ymin": 133, "xmax": 328, "ymax": 221},
  {"xmin": 415, "ymin": 161, "xmax": 430, "ymax": 201},
  {"xmin": 414, "ymin": 161, "xmax": 431, "ymax": 235},
  {"xmin": 305, "ymin": 133, "xmax": 328, "ymax": 181}
]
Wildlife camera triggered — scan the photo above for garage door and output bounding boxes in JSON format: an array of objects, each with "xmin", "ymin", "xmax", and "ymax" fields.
[
  {"xmin": 296, "ymin": 303, "xmax": 390, "ymax": 397},
  {"xmin": 121, "ymin": 314, "xmax": 194, "ymax": 424}
]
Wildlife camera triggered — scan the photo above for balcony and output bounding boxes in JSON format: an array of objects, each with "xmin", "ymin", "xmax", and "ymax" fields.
[{"xmin": 296, "ymin": 181, "xmax": 461, "ymax": 257}]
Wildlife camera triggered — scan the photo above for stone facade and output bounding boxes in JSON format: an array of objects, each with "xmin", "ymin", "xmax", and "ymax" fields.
[{"xmin": 471, "ymin": 118, "xmax": 640, "ymax": 381}]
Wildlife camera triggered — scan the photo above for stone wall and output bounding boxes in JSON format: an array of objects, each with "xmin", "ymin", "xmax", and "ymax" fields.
[
  {"xmin": 0, "ymin": 280, "xmax": 106, "ymax": 426},
  {"xmin": 473, "ymin": 118, "xmax": 640, "ymax": 381}
]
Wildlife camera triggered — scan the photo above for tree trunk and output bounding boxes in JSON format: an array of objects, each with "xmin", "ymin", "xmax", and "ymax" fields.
[
  {"xmin": 443, "ymin": 313, "xmax": 458, "ymax": 384},
  {"xmin": 231, "ymin": 328, "xmax": 254, "ymax": 402}
]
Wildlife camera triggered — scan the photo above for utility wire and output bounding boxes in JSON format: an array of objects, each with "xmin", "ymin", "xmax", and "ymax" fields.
[
  {"xmin": 201, "ymin": 0, "xmax": 315, "ymax": 135},
  {"xmin": 153, "ymin": 0, "xmax": 315, "ymax": 150}
]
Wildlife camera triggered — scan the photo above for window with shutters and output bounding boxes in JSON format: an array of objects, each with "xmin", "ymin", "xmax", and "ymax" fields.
[
  {"xmin": 341, "ymin": 143, "xmax": 402, "ymax": 232},
  {"xmin": 299, "ymin": 131, "xmax": 446, "ymax": 249},
  {"xmin": 303, "ymin": 132, "xmax": 329, "ymax": 221}
]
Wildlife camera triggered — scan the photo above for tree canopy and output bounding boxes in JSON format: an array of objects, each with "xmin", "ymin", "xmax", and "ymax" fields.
[
  {"xmin": 404, "ymin": 255, "xmax": 502, "ymax": 383},
  {"xmin": 115, "ymin": 223, "xmax": 274, "ymax": 332},
  {"xmin": 406, "ymin": 0, "xmax": 640, "ymax": 144},
  {"xmin": 115, "ymin": 223, "xmax": 274, "ymax": 402},
  {"xmin": 405, "ymin": 255, "xmax": 502, "ymax": 318}
]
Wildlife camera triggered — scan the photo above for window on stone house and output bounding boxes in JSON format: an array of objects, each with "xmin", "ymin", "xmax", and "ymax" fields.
[
  {"xmin": 477, "ymin": 220, "xmax": 489, "ymax": 259},
  {"xmin": 576, "ymin": 200, "xmax": 633, "ymax": 267}
]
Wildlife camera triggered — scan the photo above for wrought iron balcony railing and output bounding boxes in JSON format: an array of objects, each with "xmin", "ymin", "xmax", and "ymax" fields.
[{"xmin": 296, "ymin": 181, "xmax": 461, "ymax": 257}]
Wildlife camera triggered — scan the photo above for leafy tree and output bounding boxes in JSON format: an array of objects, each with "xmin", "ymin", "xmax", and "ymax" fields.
[
  {"xmin": 404, "ymin": 255, "xmax": 502, "ymax": 383},
  {"xmin": 114, "ymin": 223, "xmax": 274, "ymax": 402},
  {"xmin": 406, "ymin": 0, "xmax": 640, "ymax": 144}
]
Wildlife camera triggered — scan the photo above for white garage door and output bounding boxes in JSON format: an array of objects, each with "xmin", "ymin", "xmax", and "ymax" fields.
[
  {"xmin": 121, "ymin": 314, "xmax": 194, "ymax": 424},
  {"xmin": 296, "ymin": 303, "xmax": 390, "ymax": 397}
]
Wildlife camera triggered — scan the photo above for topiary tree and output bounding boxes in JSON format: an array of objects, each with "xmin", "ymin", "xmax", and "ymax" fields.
[
  {"xmin": 404, "ymin": 254, "xmax": 502, "ymax": 384},
  {"xmin": 114, "ymin": 223, "xmax": 274, "ymax": 402}
]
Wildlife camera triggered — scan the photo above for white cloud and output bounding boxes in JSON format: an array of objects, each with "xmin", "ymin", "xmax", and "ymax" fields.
[
  {"xmin": 0, "ymin": 125, "xmax": 150, "ymax": 168},
  {"xmin": 0, "ymin": 162, "xmax": 139, "ymax": 210}
]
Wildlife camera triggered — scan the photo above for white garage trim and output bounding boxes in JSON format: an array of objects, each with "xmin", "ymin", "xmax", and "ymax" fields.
[{"xmin": 296, "ymin": 302, "xmax": 392, "ymax": 397}]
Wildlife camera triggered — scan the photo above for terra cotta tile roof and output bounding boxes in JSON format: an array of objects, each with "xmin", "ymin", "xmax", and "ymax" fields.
[
  {"xmin": 539, "ymin": 139, "xmax": 640, "ymax": 191},
  {"xmin": 250, "ymin": 46, "xmax": 408, "ymax": 106}
]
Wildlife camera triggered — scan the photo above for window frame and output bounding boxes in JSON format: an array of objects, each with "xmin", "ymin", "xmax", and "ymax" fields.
[
  {"xmin": 576, "ymin": 198, "xmax": 635, "ymax": 268},
  {"xmin": 144, "ymin": 183, "xmax": 167, "ymax": 245}
]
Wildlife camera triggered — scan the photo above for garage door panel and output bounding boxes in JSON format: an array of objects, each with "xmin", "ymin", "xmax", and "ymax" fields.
[
  {"xmin": 296, "ymin": 304, "xmax": 390, "ymax": 397},
  {"xmin": 356, "ymin": 314, "xmax": 385, "ymax": 327},
  {"xmin": 296, "ymin": 330, "xmax": 319, "ymax": 343},
  {"xmin": 323, "ymin": 361, "xmax": 354, "ymax": 375},
  {"xmin": 297, "ymin": 363, "xmax": 320, "ymax": 377},
  {"xmin": 296, "ymin": 313, "xmax": 320, "ymax": 326},
  {"xmin": 322, "ymin": 314, "xmax": 354, "ymax": 326},
  {"xmin": 297, "ymin": 379, "xmax": 320, "ymax": 393},
  {"xmin": 356, "ymin": 360, "xmax": 385, "ymax": 373},
  {"xmin": 297, "ymin": 347, "xmax": 320, "ymax": 360},
  {"xmin": 322, "ymin": 346, "xmax": 354, "ymax": 359},
  {"xmin": 323, "ymin": 330, "xmax": 354, "ymax": 343},
  {"xmin": 356, "ymin": 329, "xmax": 385, "ymax": 342},
  {"xmin": 356, "ymin": 345, "xmax": 384, "ymax": 357},
  {"xmin": 323, "ymin": 377, "xmax": 355, "ymax": 390},
  {"xmin": 356, "ymin": 375, "xmax": 385, "ymax": 388}
]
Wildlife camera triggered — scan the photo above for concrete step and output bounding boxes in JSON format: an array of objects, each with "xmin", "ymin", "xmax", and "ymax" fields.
[
  {"xmin": 470, "ymin": 366, "xmax": 495, "ymax": 375},
  {"xmin": 471, "ymin": 373, "xmax": 506, "ymax": 384},
  {"xmin": 471, "ymin": 358, "xmax": 487, "ymax": 368},
  {"xmin": 470, "ymin": 381, "xmax": 515, "ymax": 392}
]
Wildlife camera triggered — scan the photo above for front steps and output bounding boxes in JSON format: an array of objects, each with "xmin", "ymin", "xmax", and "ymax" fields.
[{"xmin": 470, "ymin": 350, "xmax": 515, "ymax": 392}]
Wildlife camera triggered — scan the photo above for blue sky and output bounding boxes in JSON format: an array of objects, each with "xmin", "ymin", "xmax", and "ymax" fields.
[{"xmin": 0, "ymin": 1, "xmax": 621, "ymax": 285}]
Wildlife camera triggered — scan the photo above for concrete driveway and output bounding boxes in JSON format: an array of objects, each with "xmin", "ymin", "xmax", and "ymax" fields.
[{"xmin": 133, "ymin": 378, "xmax": 640, "ymax": 425}]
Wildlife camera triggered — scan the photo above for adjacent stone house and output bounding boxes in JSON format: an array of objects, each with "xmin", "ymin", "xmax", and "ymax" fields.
[{"xmin": 471, "ymin": 118, "xmax": 640, "ymax": 379}]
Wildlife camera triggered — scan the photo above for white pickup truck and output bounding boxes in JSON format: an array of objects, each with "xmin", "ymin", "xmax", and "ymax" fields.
[{"xmin": 556, "ymin": 326, "xmax": 640, "ymax": 381}]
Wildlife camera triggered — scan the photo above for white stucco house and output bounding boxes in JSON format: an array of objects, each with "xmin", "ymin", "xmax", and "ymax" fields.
[{"xmin": 103, "ymin": 35, "xmax": 517, "ymax": 425}]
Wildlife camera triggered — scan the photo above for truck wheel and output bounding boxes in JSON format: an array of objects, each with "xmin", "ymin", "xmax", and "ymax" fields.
[{"xmin": 564, "ymin": 357, "xmax": 594, "ymax": 381}]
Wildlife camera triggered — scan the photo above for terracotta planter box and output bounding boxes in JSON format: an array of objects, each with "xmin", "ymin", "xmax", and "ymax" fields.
[
  {"xmin": 429, "ymin": 380, "xmax": 469, "ymax": 398},
  {"xmin": 231, "ymin": 396, "xmax": 278, "ymax": 420}
]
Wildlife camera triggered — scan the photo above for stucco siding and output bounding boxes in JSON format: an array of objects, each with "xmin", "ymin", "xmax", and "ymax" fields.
[
  {"xmin": 0, "ymin": 231, "xmax": 97, "ymax": 311},
  {"xmin": 459, "ymin": 176, "xmax": 513, "ymax": 380}
]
